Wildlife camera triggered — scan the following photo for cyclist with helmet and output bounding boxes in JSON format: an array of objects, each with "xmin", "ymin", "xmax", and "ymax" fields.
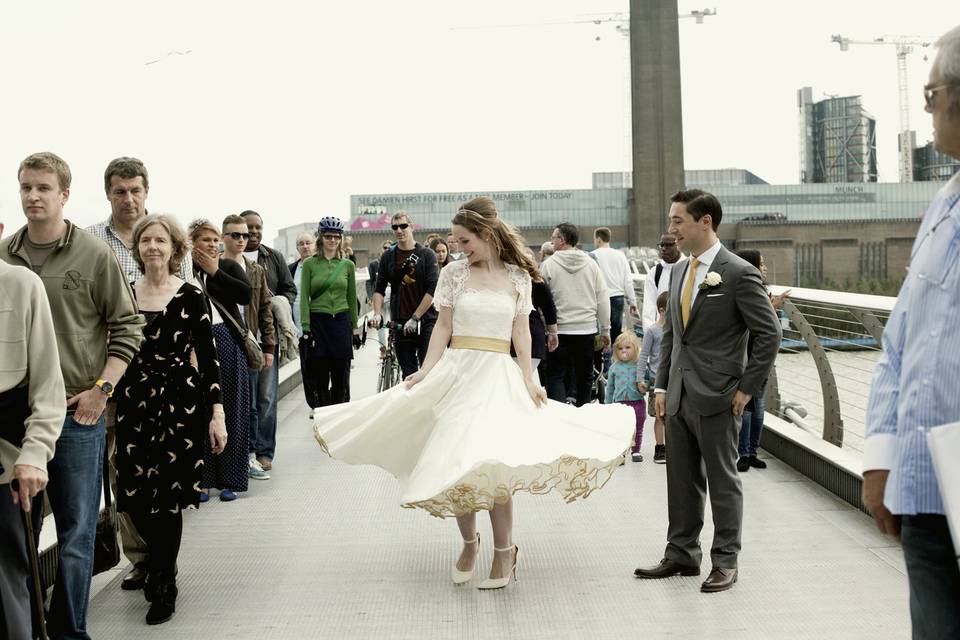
[{"xmin": 299, "ymin": 217, "xmax": 359, "ymax": 407}]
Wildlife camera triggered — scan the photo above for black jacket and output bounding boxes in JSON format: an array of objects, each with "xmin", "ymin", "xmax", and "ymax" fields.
[
  {"xmin": 511, "ymin": 279, "xmax": 557, "ymax": 361},
  {"xmin": 253, "ymin": 244, "xmax": 297, "ymax": 306},
  {"xmin": 195, "ymin": 259, "xmax": 252, "ymax": 343},
  {"xmin": 374, "ymin": 242, "xmax": 438, "ymax": 322}
]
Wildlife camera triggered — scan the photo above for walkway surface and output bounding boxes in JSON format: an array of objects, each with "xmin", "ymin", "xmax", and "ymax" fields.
[{"xmin": 87, "ymin": 343, "xmax": 910, "ymax": 639}]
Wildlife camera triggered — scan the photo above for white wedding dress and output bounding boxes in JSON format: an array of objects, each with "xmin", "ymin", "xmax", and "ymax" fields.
[{"xmin": 313, "ymin": 260, "xmax": 635, "ymax": 518}]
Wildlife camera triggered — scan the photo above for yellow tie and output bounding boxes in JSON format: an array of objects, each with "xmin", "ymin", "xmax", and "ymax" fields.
[{"xmin": 680, "ymin": 257, "xmax": 700, "ymax": 328}]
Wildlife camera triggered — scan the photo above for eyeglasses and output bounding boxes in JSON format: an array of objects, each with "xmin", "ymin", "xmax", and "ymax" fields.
[
  {"xmin": 924, "ymin": 84, "xmax": 950, "ymax": 108},
  {"xmin": 226, "ymin": 232, "xmax": 250, "ymax": 240},
  {"xmin": 322, "ymin": 234, "xmax": 341, "ymax": 241},
  {"xmin": 391, "ymin": 223, "xmax": 410, "ymax": 231}
]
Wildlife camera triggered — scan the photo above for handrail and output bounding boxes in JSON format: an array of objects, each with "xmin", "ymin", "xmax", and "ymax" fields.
[{"xmin": 631, "ymin": 265, "xmax": 895, "ymax": 456}]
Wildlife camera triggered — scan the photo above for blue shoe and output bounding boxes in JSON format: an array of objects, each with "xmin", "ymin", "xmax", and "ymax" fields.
[
  {"xmin": 198, "ymin": 491, "xmax": 210, "ymax": 503},
  {"xmin": 219, "ymin": 490, "xmax": 237, "ymax": 502}
]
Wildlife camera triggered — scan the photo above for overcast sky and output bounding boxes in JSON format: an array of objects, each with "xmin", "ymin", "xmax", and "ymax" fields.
[{"xmin": 0, "ymin": 1, "xmax": 953, "ymax": 237}]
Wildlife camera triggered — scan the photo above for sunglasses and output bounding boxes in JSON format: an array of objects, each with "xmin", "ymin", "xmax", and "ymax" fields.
[
  {"xmin": 391, "ymin": 223, "xmax": 410, "ymax": 231},
  {"xmin": 226, "ymin": 232, "xmax": 250, "ymax": 240},
  {"xmin": 322, "ymin": 234, "xmax": 341, "ymax": 241}
]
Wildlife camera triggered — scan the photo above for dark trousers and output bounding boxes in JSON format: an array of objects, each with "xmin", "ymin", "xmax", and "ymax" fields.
[
  {"xmin": 738, "ymin": 388, "xmax": 767, "ymax": 457},
  {"xmin": 128, "ymin": 509, "xmax": 183, "ymax": 583},
  {"xmin": 0, "ymin": 486, "xmax": 39, "ymax": 640},
  {"xmin": 307, "ymin": 356, "xmax": 350, "ymax": 407},
  {"xmin": 546, "ymin": 334, "xmax": 596, "ymax": 407},
  {"xmin": 603, "ymin": 295, "xmax": 625, "ymax": 371},
  {"xmin": 901, "ymin": 514, "xmax": 960, "ymax": 639},
  {"xmin": 395, "ymin": 318, "xmax": 435, "ymax": 380},
  {"xmin": 298, "ymin": 339, "xmax": 322, "ymax": 409},
  {"xmin": 664, "ymin": 392, "xmax": 743, "ymax": 569}
]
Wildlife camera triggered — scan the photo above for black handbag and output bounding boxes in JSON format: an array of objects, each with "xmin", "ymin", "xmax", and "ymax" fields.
[{"xmin": 92, "ymin": 451, "xmax": 120, "ymax": 576}]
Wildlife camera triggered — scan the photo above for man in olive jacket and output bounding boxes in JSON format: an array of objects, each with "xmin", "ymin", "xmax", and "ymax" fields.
[{"xmin": 1, "ymin": 152, "xmax": 144, "ymax": 639}]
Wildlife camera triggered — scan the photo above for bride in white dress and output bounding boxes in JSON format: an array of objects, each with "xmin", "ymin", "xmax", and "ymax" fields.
[{"xmin": 313, "ymin": 197, "xmax": 635, "ymax": 589}]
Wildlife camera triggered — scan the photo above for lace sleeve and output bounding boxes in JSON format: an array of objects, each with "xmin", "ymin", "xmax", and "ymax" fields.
[
  {"xmin": 432, "ymin": 261, "xmax": 468, "ymax": 310},
  {"xmin": 509, "ymin": 266, "xmax": 534, "ymax": 317}
]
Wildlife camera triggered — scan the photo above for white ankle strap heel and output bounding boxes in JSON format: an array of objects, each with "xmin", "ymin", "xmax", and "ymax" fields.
[
  {"xmin": 478, "ymin": 545, "xmax": 519, "ymax": 590},
  {"xmin": 451, "ymin": 533, "xmax": 480, "ymax": 585}
]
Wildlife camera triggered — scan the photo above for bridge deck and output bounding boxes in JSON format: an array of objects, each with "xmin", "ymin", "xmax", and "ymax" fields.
[{"xmin": 86, "ymin": 345, "xmax": 909, "ymax": 639}]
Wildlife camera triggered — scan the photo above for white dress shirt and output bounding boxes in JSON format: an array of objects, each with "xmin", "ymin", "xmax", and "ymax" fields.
[
  {"xmin": 642, "ymin": 259, "xmax": 679, "ymax": 330},
  {"xmin": 654, "ymin": 240, "xmax": 723, "ymax": 394},
  {"xmin": 682, "ymin": 240, "xmax": 723, "ymax": 308}
]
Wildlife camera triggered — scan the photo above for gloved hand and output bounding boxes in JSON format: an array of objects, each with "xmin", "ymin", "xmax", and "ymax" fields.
[
  {"xmin": 403, "ymin": 317, "xmax": 419, "ymax": 336},
  {"xmin": 300, "ymin": 332, "xmax": 315, "ymax": 349}
]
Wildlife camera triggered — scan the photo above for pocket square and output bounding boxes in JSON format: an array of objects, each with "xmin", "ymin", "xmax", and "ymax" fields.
[{"xmin": 706, "ymin": 293, "xmax": 725, "ymax": 298}]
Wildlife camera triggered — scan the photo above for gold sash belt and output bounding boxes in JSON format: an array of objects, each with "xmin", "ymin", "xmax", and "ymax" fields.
[{"xmin": 449, "ymin": 336, "xmax": 511, "ymax": 354}]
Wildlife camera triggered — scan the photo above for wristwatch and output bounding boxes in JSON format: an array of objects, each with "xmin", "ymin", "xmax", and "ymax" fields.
[{"xmin": 95, "ymin": 378, "xmax": 114, "ymax": 398}]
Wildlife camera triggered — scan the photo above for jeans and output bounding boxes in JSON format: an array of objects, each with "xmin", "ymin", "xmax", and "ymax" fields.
[
  {"xmin": 901, "ymin": 514, "xmax": 960, "ymax": 639},
  {"xmin": 546, "ymin": 334, "xmax": 596, "ymax": 407},
  {"xmin": 395, "ymin": 317, "xmax": 435, "ymax": 380},
  {"xmin": 45, "ymin": 414, "xmax": 106, "ymax": 640},
  {"xmin": 249, "ymin": 345, "xmax": 279, "ymax": 461},
  {"xmin": 737, "ymin": 388, "xmax": 767, "ymax": 457},
  {"xmin": 603, "ymin": 295, "xmax": 625, "ymax": 372}
]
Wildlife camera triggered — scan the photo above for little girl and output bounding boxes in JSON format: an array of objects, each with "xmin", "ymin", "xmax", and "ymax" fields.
[{"xmin": 603, "ymin": 332, "xmax": 645, "ymax": 462}]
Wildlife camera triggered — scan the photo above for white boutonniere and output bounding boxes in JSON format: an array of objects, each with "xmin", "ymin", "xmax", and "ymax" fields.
[{"xmin": 699, "ymin": 272, "xmax": 722, "ymax": 290}]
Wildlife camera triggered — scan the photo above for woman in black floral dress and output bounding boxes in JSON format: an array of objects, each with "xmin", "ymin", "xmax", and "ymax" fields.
[{"xmin": 116, "ymin": 215, "xmax": 227, "ymax": 626}]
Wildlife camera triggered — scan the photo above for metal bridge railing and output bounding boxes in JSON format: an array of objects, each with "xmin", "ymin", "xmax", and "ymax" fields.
[{"xmin": 633, "ymin": 273, "xmax": 894, "ymax": 456}]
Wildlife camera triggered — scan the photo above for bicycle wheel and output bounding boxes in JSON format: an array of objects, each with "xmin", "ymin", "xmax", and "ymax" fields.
[
  {"xmin": 389, "ymin": 357, "xmax": 402, "ymax": 388},
  {"xmin": 377, "ymin": 359, "xmax": 390, "ymax": 393}
]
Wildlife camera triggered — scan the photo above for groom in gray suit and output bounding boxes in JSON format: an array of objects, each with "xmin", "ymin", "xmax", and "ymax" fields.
[{"xmin": 635, "ymin": 189, "xmax": 781, "ymax": 592}]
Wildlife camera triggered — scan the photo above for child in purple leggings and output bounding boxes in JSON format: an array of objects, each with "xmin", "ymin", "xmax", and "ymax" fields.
[{"xmin": 603, "ymin": 332, "xmax": 645, "ymax": 461}]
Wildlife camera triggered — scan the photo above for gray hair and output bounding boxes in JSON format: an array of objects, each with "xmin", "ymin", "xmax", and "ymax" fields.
[
  {"xmin": 540, "ymin": 241, "xmax": 555, "ymax": 257},
  {"xmin": 935, "ymin": 25, "xmax": 960, "ymax": 115}
]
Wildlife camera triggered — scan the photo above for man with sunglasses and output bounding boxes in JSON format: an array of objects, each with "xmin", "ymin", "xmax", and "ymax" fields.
[
  {"xmin": 370, "ymin": 212, "xmax": 439, "ymax": 379},
  {"xmin": 240, "ymin": 210, "xmax": 297, "ymax": 473},
  {"xmin": 864, "ymin": 26, "xmax": 960, "ymax": 639},
  {"xmin": 642, "ymin": 233, "xmax": 681, "ymax": 331}
]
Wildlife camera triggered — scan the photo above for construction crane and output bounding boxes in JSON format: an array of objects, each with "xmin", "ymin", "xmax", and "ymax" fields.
[{"xmin": 831, "ymin": 34, "xmax": 933, "ymax": 183}]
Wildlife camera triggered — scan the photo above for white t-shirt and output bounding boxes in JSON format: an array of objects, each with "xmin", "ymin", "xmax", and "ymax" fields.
[{"xmin": 590, "ymin": 246, "xmax": 636, "ymax": 304}]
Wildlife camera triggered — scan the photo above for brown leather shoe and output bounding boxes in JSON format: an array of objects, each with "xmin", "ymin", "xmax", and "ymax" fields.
[
  {"xmin": 634, "ymin": 558, "xmax": 701, "ymax": 579},
  {"xmin": 700, "ymin": 567, "xmax": 738, "ymax": 592},
  {"xmin": 257, "ymin": 456, "xmax": 273, "ymax": 471}
]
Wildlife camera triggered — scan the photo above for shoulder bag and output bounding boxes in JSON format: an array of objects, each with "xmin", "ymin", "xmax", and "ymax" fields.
[{"xmin": 197, "ymin": 274, "xmax": 265, "ymax": 371}]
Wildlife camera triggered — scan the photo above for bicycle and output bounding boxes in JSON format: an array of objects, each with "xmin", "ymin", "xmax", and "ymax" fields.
[{"xmin": 369, "ymin": 319, "xmax": 403, "ymax": 392}]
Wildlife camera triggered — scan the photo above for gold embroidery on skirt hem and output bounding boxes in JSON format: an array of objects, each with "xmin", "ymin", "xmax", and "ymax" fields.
[{"xmin": 315, "ymin": 423, "xmax": 625, "ymax": 519}]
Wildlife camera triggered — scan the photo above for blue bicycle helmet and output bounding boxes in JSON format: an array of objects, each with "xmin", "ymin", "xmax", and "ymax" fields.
[{"xmin": 318, "ymin": 216, "xmax": 344, "ymax": 235}]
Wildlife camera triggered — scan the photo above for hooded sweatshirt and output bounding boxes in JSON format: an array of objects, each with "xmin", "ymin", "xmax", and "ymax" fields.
[{"xmin": 539, "ymin": 249, "xmax": 610, "ymax": 335}]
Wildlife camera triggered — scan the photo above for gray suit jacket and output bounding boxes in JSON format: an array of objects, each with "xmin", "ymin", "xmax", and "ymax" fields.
[{"xmin": 656, "ymin": 245, "xmax": 781, "ymax": 417}]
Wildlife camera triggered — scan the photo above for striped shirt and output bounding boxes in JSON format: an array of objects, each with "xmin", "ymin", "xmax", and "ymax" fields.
[
  {"xmin": 864, "ymin": 171, "xmax": 960, "ymax": 515},
  {"xmin": 86, "ymin": 218, "xmax": 193, "ymax": 283}
]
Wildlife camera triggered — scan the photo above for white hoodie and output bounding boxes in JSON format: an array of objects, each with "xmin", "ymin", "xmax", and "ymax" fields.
[{"xmin": 540, "ymin": 249, "xmax": 611, "ymax": 335}]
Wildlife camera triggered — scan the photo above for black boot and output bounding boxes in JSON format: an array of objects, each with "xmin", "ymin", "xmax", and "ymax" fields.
[
  {"xmin": 145, "ymin": 579, "xmax": 177, "ymax": 625},
  {"xmin": 736, "ymin": 456, "xmax": 751, "ymax": 473},
  {"xmin": 143, "ymin": 572, "xmax": 160, "ymax": 603}
]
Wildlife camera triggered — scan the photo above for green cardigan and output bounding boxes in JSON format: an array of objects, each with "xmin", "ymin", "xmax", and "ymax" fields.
[{"xmin": 299, "ymin": 255, "xmax": 357, "ymax": 332}]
